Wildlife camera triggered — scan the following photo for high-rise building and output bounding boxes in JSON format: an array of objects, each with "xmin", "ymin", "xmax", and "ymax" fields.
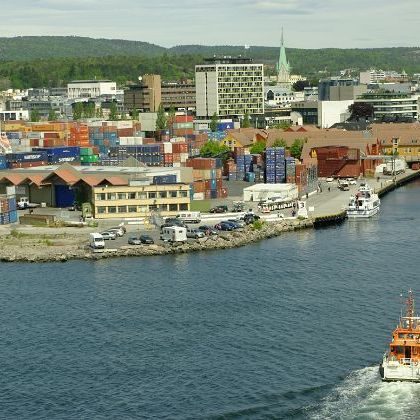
[
  {"xmin": 195, "ymin": 57, "xmax": 264, "ymax": 118},
  {"xmin": 124, "ymin": 74, "xmax": 162, "ymax": 113}
]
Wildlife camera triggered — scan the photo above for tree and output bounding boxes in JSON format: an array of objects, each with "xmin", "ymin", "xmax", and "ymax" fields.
[
  {"xmin": 48, "ymin": 108, "xmax": 56, "ymax": 121},
  {"xmin": 95, "ymin": 107, "xmax": 103, "ymax": 118},
  {"xmin": 155, "ymin": 104, "xmax": 167, "ymax": 130},
  {"xmin": 272, "ymin": 138, "xmax": 287, "ymax": 148},
  {"xmin": 30, "ymin": 109, "xmax": 40, "ymax": 122},
  {"xmin": 348, "ymin": 102, "xmax": 374, "ymax": 121},
  {"xmin": 168, "ymin": 106, "xmax": 176, "ymax": 121},
  {"xmin": 84, "ymin": 102, "xmax": 96, "ymax": 118},
  {"xmin": 73, "ymin": 102, "xmax": 84, "ymax": 120},
  {"xmin": 242, "ymin": 112, "xmax": 251, "ymax": 128},
  {"xmin": 131, "ymin": 108, "xmax": 139, "ymax": 120},
  {"xmin": 209, "ymin": 112, "xmax": 219, "ymax": 132},
  {"xmin": 272, "ymin": 121, "xmax": 292, "ymax": 130},
  {"xmin": 292, "ymin": 80, "xmax": 310, "ymax": 92},
  {"xmin": 290, "ymin": 138, "xmax": 305, "ymax": 159},
  {"xmin": 109, "ymin": 102, "xmax": 119, "ymax": 121},
  {"xmin": 199, "ymin": 140, "xmax": 229, "ymax": 158},
  {"xmin": 249, "ymin": 140, "xmax": 266, "ymax": 155}
]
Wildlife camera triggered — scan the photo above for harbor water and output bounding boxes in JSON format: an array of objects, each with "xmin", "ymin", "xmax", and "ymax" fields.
[{"xmin": 2, "ymin": 181, "xmax": 420, "ymax": 419}]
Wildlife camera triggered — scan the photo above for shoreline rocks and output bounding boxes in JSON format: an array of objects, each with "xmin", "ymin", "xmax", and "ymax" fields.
[{"xmin": 0, "ymin": 219, "xmax": 313, "ymax": 263}]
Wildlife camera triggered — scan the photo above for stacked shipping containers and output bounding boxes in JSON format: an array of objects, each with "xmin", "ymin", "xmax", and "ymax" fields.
[
  {"xmin": 186, "ymin": 158, "xmax": 224, "ymax": 200},
  {"xmin": 80, "ymin": 147, "xmax": 100, "ymax": 165},
  {"xmin": 5, "ymin": 151, "xmax": 48, "ymax": 168},
  {"xmin": 0, "ymin": 195, "xmax": 18, "ymax": 225},
  {"xmin": 285, "ymin": 157, "xmax": 296, "ymax": 183},
  {"xmin": 33, "ymin": 146, "xmax": 80, "ymax": 164},
  {"xmin": 265, "ymin": 147, "xmax": 285, "ymax": 183}
]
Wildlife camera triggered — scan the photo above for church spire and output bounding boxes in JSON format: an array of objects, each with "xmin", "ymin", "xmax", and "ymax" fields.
[{"xmin": 277, "ymin": 28, "xmax": 291, "ymax": 85}]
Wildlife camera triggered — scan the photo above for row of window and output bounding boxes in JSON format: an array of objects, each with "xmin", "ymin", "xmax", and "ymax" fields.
[
  {"xmin": 96, "ymin": 203, "xmax": 189, "ymax": 214},
  {"xmin": 95, "ymin": 191, "xmax": 188, "ymax": 201}
]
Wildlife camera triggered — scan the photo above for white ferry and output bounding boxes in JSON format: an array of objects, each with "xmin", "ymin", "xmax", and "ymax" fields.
[{"xmin": 346, "ymin": 183, "xmax": 380, "ymax": 218}]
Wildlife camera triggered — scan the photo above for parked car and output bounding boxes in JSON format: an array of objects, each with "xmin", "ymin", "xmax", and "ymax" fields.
[
  {"xmin": 210, "ymin": 205, "xmax": 228, "ymax": 213},
  {"xmin": 347, "ymin": 178, "xmax": 357, "ymax": 185},
  {"xmin": 214, "ymin": 221, "xmax": 234, "ymax": 231},
  {"xmin": 325, "ymin": 177, "xmax": 334, "ymax": 182},
  {"xmin": 89, "ymin": 233, "xmax": 105, "ymax": 249},
  {"xmin": 227, "ymin": 218, "xmax": 245, "ymax": 228},
  {"xmin": 128, "ymin": 236, "xmax": 142, "ymax": 245},
  {"xmin": 164, "ymin": 218, "xmax": 186, "ymax": 227},
  {"xmin": 198, "ymin": 225, "xmax": 218, "ymax": 236},
  {"xmin": 107, "ymin": 227, "xmax": 125, "ymax": 237},
  {"xmin": 244, "ymin": 214, "xmax": 260, "ymax": 225},
  {"xmin": 101, "ymin": 231, "xmax": 117, "ymax": 240},
  {"xmin": 186, "ymin": 227, "xmax": 205, "ymax": 239},
  {"xmin": 139, "ymin": 234, "xmax": 154, "ymax": 244}
]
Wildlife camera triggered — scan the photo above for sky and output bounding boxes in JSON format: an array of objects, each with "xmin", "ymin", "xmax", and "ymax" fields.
[{"xmin": 2, "ymin": 0, "xmax": 419, "ymax": 49}]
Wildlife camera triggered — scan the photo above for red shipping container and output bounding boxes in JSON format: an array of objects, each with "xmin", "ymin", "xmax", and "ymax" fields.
[
  {"xmin": 216, "ymin": 179, "xmax": 223, "ymax": 189},
  {"xmin": 163, "ymin": 153, "xmax": 173, "ymax": 163},
  {"xmin": 143, "ymin": 138, "xmax": 156, "ymax": 144},
  {"xmin": 172, "ymin": 143, "xmax": 188, "ymax": 154},
  {"xmin": 193, "ymin": 181, "xmax": 205, "ymax": 193},
  {"xmin": 174, "ymin": 115, "xmax": 193, "ymax": 123}
]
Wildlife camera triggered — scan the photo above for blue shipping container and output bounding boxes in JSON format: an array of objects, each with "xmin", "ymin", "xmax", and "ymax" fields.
[
  {"xmin": 0, "ymin": 156, "xmax": 7, "ymax": 169},
  {"xmin": 153, "ymin": 175, "xmax": 177, "ymax": 185},
  {"xmin": 6, "ymin": 151, "xmax": 48, "ymax": 162}
]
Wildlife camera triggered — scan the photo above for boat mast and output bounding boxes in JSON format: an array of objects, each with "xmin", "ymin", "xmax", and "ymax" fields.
[{"xmin": 406, "ymin": 290, "xmax": 414, "ymax": 329}]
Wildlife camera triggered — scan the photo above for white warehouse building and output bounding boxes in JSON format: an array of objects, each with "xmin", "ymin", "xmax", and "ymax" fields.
[{"xmin": 67, "ymin": 80, "xmax": 117, "ymax": 99}]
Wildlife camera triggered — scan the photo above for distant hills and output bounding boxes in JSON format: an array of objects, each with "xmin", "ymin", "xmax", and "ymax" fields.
[{"xmin": 0, "ymin": 36, "xmax": 419, "ymax": 89}]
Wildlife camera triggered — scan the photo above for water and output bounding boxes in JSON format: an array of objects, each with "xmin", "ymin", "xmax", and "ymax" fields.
[{"xmin": 1, "ymin": 181, "xmax": 420, "ymax": 419}]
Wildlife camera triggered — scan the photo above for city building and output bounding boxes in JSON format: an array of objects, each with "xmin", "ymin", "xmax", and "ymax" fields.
[
  {"xmin": 317, "ymin": 100, "xmax": 354, "ymax": 128},
  {"xmin": 0, "ymin": 110, "xmax": 29, "ymax": 121},
  {"xmin": 265, "ymin": 87, "xmax": 304, "ymax": 107},
  {"xmin": 291, "ymin": 101, "xmax": 318, "ymax": 125},
  {"xmin": 195, "ymin": 56, "xmax": 264, "ymax": 118},
  {"xmin": 67, "ymin": 80, "xmax": 117, "ymax": 99},
  {"xmin": 354, "ymin": 92, "xmax": 419, "ymax": 122},
  {"xmin": 360, "ymin": 69, "xmax": 409, "ymax": 84},
  {"xmin": 161, "ymin": 81, "xmax": 196, "ymax": 111},
  {"xmin": 318, "ymin": 78, "xmax": 360, "ymax": 101},
  {"xmin": 124, "ymin": 74, "xmax": 162, "ymax": 113}
]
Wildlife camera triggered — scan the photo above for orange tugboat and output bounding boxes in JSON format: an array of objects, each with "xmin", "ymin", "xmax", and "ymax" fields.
[{"xmin": 380, "ymin": 290, "xmax": 420, "ymax": 382}]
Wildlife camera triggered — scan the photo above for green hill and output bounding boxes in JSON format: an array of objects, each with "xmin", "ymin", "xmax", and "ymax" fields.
[{"xmin": 0, "ymin": 36, "xmax": 419, "ymax": 89}]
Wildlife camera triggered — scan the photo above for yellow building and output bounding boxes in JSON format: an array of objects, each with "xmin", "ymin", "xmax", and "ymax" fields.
[{"xmin": 92, "ymin": 183, "xmax": 191, "ymax": 219}]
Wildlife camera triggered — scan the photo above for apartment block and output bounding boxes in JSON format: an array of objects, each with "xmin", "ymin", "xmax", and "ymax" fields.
[{"xmin": 195, "ymin": 57, "xmax": 264, "ymax": 118}]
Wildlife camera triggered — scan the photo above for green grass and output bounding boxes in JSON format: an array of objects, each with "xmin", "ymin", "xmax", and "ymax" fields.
[{"xmin": 190, "ymin": 200, "xmax": 212, "ymax": 212}]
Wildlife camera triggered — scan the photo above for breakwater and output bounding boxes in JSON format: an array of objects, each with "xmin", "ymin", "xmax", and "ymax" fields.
[{"xmin": 0, "ymin": 218, "xmax": 313, "ymax": 263}]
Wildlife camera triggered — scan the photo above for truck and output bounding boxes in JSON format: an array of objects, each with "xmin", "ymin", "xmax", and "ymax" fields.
[
  {"xmin": 383, "ymin": 158, "xmax": 406, "ymax": 176},
  {"xmin": 176, "ymin": 211, "xmax": 201, "ymax": 223},
  {"xmin": 160, "ymin": 226, "xmax": 187, "ymax": 243},
  {"xmin": 17, "ymin": 197, "xmax": 40, "ymax": 210},
  {"xmin": 89, "ymin": 233, "xmax": 105, "ymax": 249}
]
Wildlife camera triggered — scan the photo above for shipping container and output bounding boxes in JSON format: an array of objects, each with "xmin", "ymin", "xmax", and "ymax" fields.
[{"xmin": 153, "ymin": 175, "xmax": 177, "ymax": 185}]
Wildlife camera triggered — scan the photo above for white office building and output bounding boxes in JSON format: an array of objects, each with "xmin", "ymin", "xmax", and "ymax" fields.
[
  {"xmin": 195, "ymin": 57, "xmax": 264, "ymax": 118},
  {"xmin": 67, "ymin": 80, "xmax": 117, "ymax": 99}
]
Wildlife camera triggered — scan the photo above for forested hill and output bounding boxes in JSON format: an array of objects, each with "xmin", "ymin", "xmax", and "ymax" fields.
[{"xmin": 0, "ymin": 36, "xmax": 419, "ymax": 89}]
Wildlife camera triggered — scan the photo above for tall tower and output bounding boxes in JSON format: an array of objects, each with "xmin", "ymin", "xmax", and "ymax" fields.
[{"xmin": 276, "ymin": 28, "xmax": 291, "ymax": 87}]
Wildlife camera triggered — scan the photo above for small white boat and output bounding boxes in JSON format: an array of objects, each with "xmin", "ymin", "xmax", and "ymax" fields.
[{"xmin": 346, "ymin": 183, "xmax": 380, "ymax": 218}]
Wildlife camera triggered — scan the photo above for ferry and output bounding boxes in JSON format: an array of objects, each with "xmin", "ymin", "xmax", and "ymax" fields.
[
  {"xmin": 346, "ymin": 182, "xmax": 380, "ymax": 218},
  {"xmin": 380, "ymin": 290, "xmax": 420, "ymax": 382}
]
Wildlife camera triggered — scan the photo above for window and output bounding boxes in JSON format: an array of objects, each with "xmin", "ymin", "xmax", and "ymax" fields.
[
  {"xmin": 95, "ymin": 193, "xmax": 106, "ymax": 201},
  {"xmin": 179, "ymin": 191, "xmax": 188, "ymax": 198},
  {"xmin": 118, "ymin": 206, "xmax": 127, "ymax": 213},
  {"xmin": 107, "ymin": 193, "xmax": 116, "ymax": 200},
  {"xmin": 138, "ymin": 205, "xmax": 148, "ymax": 213},
  {"xmin": 128, "ymin": 192, "xmax": 136, "ymax": 199},
  {"xmin": 159, "ymin": 204, "xmax": 168, "ymax": 211},
  {"xmin": 179, "ymin": 203, "xmax": 188, "ymax": 211},
  {"xmin": 169, "ymin": 204, "xmax": 178, "ymax": 211},
  {"xmin": 128, "ymin": 206, "xmax": 137, "ymax": 213},
  {"xmin": 159, "ymin": 191, "xmax": 167, "ymax": 199},
  {"xmin": 108, "ymin": 206, "xmax": 117, "ymax": 214},
  {"xmin": 149, "ymin": 204, "xmax": 158, "ymax": 212},
  {"xmin": 148, "ymin": 192, "xmax": 157, "ymax": 199},
  {"xmin": 138, "ymin": 192, "xmax": 147, "ymax": 199},
  {"xmin": 117, "ymin": 193, "xmax": 127, "ymax": 200},
  {"xmin": 97, "ymin": 206, "xmax": 106, "ymax": 214}
]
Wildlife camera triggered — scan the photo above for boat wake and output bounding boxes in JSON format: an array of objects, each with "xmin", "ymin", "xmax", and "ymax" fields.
[{"xmin": 310, "ymin": 366, "xmax": 420, "ymax": 419}]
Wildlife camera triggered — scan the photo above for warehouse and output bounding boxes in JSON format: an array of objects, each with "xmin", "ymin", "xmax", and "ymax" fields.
[
  {"xmin": 243, "ymin": 183, "xmax": 298, "ymax": 202},
  {"xmin": 0, "ymin": 163, "xmax": 193, "ymax": 215}
]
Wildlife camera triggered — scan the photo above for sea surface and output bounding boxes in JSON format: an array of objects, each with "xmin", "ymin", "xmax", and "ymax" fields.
[{"xmin": 1, "ymin": 181, "xmax": 420, "ymax": 419}]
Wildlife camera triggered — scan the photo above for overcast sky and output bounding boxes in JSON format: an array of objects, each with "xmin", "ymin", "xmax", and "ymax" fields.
[{"xmin": 2, "ymin": 0, "xmax": 419, "ymax": 48}]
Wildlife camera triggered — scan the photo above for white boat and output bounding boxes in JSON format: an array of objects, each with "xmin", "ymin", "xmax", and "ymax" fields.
[{"xmin": 346, "ymin": 182, "xmax": 380, "ymax": 218}]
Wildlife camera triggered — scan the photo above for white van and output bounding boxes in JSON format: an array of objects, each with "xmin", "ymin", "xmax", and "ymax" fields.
[
  {"xmin": 160, "ymin": 226, "xmax": 187, "ymax": 243},
  {"xmin": 89, "ymin": 232, "xmax": 105, "ymax": 249},
  {"xmin": 176, "ymin": 211, "xmax": 201, "ymax": 223}
]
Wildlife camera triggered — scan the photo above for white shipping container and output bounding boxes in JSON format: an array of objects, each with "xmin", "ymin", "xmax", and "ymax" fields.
[
  {"xmin": 193, "ymin": 192, "xmax": 205, "ymax": 200},
  {"xmin": 172, "ymin": 162, "xmax": 181, "ymax": 167},
  {"xmin": 163, "ymin": 142, "xmax": 173, "ymax": 153},
  {"xmin": 170, "ymin": 137, "xmax": 186, "ymax": 143},
  {"xmin": 115, "ymin": 121, "xmax": 133, "ymax": 129},
  {"xmin": 180, "ymin": 153, "xmax": 189, "ymax": 163}
]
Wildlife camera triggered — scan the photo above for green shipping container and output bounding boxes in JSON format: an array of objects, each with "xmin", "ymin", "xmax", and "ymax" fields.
[
  {"xmin": 80, "ymin": 154, "xmax": 99, "ymax": 163},
  {"xmin": 80, "ymin": 147, "xmax": 94, "ymax": 156}
]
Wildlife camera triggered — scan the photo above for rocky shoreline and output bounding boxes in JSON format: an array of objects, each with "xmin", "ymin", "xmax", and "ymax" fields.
[{"xmin": 0, "ymin": 219, "xmax": 313, "ymax": 263}]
